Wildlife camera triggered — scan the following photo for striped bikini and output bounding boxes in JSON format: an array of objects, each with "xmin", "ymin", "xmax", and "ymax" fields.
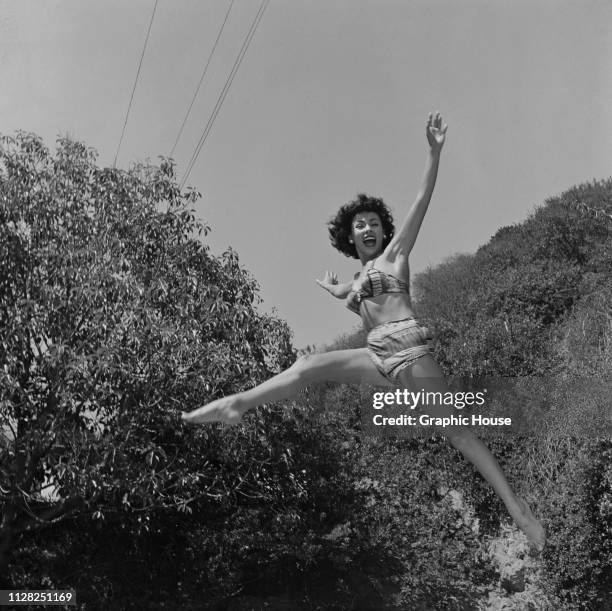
[
  {"xmin": 347, "ymin": 259, "xmax": 432, "ymax": 382},
  {"xmin": 346, "ymin": 259, "xmax": 411, "ymax": 315}
]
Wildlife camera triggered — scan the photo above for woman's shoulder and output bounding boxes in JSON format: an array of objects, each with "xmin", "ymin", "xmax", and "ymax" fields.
[{"xmin": 353, "ymin": 258, "xmax": 375, "ymax": 281}]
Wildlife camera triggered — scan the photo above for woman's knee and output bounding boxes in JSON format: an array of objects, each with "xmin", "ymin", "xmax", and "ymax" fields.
[
  {"xmin": 290, "ymin": 353, "xmax": 323, "ymax": 383},
  {"xmin": 443, "ymin": 427, "xmax": 477, "ymax": 451}
]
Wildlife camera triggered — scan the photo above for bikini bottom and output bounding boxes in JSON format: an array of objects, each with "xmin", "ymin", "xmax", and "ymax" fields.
[{"xmin": 367, "ymin": 318, "xmax": 432, "ymax": 383}]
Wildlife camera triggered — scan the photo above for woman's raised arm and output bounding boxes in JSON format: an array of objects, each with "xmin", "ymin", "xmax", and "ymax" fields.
[{"xmin": 383, "ymin": 112, "xmax": 447, "ymax": 261}]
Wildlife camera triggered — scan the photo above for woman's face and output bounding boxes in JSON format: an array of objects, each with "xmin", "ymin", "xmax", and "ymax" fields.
[{"xmin": 351, "ymin": 211, "xmax": 384, "ymax": 259}]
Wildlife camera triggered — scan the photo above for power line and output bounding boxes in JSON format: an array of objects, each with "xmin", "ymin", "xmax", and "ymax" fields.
[
  {"xmin": 180, "ymin": 0, "xmax": 269, "ymax": 190},
  {"xmin": 169, "ymin": 0, "xmax": 235, "ymax": 159},
  {"xmin": 180, "ymin": 0, "xmax": 268, "ymax": 188},
  {"xmin": 114, "ymin": 0, "xmax": 159, "ymax": 167}
]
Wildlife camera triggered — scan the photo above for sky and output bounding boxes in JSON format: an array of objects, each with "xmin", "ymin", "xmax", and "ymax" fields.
[{"xmin": 1, "ymin": 0, "xmax": 611, "ymax": 349}]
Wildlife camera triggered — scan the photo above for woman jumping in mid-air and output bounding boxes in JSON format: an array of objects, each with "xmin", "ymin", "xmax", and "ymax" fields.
[{"xmin": 182, "ymin": 112, "xmax": 545, "ymax": 551}]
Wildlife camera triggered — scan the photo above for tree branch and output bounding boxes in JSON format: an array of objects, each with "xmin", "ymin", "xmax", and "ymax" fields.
[{"xmin": 17, "ymin": 496, "xmax": 84, "ymax": 535}]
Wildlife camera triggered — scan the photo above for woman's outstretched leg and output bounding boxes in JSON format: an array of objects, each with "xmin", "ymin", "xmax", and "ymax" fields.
[
  {"xmin": 398, "ymin": 354, "xmax": 545, "ymax": 551},
  {"xmin": 182, "ymin": 348, "xmax": 393, "ymax": 425}
]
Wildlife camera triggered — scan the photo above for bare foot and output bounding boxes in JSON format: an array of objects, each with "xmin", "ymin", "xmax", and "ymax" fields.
[
  {"xmin": 182, "ymin": 394, "xmax": 245, "ymax": 426},
  {"xmin": 512, "ymin": 498, "xmax": 546, "ymax": 552}
]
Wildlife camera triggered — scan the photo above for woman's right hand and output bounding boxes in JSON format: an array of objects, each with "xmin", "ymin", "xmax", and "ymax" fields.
[{"xmin": 316, "ymin": 270, "xmax": 340, "ymax": 296}]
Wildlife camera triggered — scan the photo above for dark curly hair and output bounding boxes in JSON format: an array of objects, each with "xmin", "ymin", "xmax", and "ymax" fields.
[{"xmin": 327, "ymin": 193, "xmax": 395, "ymax": 258}]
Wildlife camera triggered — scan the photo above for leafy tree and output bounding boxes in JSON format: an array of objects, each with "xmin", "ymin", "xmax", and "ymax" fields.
[{"xmin": 0, "ymin": 131, "xmax": 295, "ymax": 581}]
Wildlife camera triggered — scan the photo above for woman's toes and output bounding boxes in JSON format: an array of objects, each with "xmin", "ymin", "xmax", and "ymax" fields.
[
  {"xmin": 182, "ymin": 398, "xmax": 243, "ymax": 425},
  {"xmin": 515, "ymin": 498, "xmax": 546, "ymax": 551}
]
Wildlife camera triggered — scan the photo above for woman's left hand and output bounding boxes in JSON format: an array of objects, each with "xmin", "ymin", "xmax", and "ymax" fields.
[{"xmin": 426, "ymin": 111, "xmax": 448, "ymax": 152}]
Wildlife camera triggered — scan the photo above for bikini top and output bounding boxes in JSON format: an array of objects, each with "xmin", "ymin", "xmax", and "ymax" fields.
[{"xmin": 346, "ymin": 259, "xmax": 410, "ymax": 315}]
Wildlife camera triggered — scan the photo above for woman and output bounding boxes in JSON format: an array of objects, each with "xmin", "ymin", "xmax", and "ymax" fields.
[{"xmin": 182, "ymin": 112, "xmax": 545, "ymax": 551}]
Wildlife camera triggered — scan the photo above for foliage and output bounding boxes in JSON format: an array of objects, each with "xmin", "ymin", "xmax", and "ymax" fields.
[
  {"xmin": 0, "ymin": 131, "xmax": 295, "ymax": 583},
  {"xmin": 349, "ymin": 438, "xmax": 494, "ymax": 609},
  {"xmin": 413, "ymin": 179, "xmax": 611, "ymax": 377},
  {"xmin": 530, "ymin": 439, "xmax": 612, "ymax": 609}
]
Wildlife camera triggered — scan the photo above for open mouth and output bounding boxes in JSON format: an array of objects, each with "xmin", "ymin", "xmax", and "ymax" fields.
[{"xmin": 363, "ymin": 237, "xmax": 377, "ymax": 247}]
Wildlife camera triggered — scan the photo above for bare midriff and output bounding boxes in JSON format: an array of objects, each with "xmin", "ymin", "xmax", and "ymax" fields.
[{"xmin": 359, "ymin": 293, "xmax": 416, "ymax": 332}]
